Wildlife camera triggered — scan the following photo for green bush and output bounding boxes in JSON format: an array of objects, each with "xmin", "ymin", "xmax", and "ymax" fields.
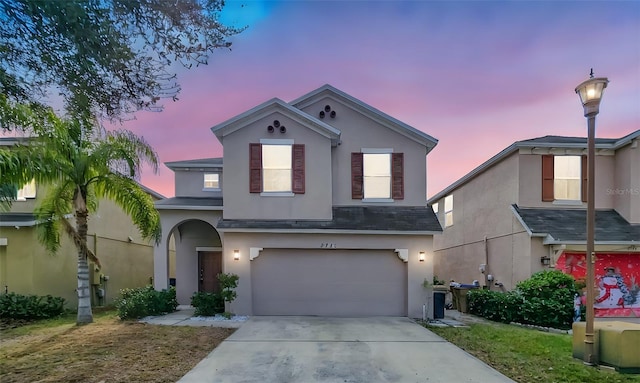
[
  {"xmin": 468, "ymin": 270, "xmax": 579, "ymax": 330},
  {"xmin": 191, "ymin": 272, "xmax": 239, "ymax": 316},
  {"xmin": 0, "ymin": 292, "xmax": 66, "ymax": 320},
  {"xmin": 190, "ymin": 291, "xmax": 225, "ymax": 316},
  {"xmin": 115, "ymin": 285, "xmax": 177, "ymax": 320}
]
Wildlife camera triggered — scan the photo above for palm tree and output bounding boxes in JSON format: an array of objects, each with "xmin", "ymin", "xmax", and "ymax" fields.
[{"xmin": 0, "ymin": 99, "xmax": 161, "ymax": 324}]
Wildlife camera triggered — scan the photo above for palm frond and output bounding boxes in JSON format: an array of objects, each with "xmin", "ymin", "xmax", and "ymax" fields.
[
  {"xmin": 90, "ymin": 129, "xmax": 159, "ymax": 180},
  {"xmin": 93, "ymin": 173, "xmax": 161, "ymax": 244}
]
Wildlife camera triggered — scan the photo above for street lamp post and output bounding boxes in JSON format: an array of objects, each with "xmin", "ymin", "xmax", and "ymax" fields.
[{"xmin": 574, "ymin": 69, "xmax": 608, "ymax": 366}]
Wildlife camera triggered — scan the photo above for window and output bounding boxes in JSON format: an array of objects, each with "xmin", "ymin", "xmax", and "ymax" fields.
[
  {"xmin": 351, "ymin": 150, "xmax": 404, "ymax": 200},
  {"xmin": 249, "ymin": 142, "xmax": 305, "ymax": 194},
  {"xmin": 444, "ymin": 195, "xmax": 453, "ymax": 227},
  {"xmin": 16, "ymin": 179, "xmax": 36, "ymax": 201},
  {"xmin": 554, "ymin": 156, "xmax": 581, "ymax": 201},
  {"xmin": 542, "ymin": 155, "xmax": 586, "ymax": 202},
  {"xmin": 203, "ymin": 174, "xmax": 220, "ymax": 190},
  {"xmin": 364, "ymin": 153, "xmax": 391, "ymax": 199},
  {"xmin": 432, "ymin": 202, "xmax": 439, "ymax": 214},
  {"xmin": 262, "ymin": 144, "xmax": 292, "ymax": 192}
]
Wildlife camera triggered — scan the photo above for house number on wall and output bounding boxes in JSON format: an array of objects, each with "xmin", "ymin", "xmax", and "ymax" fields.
[{"xmin": 320, "ymin": 243, "xmax": 337, "ymax": 248}]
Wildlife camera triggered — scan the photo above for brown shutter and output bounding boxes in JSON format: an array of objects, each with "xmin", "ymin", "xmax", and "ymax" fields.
[
  {"xmin": 541, "ymin": 155, "xmax": 554, "ymax": 202},
  {"xmin": 249, "ymin": 143, "xmax": 262, "ymax": 193},
  {"xmin": 292, "ymin": 144, "xmax": 305, "ymax": 194},
  {"xmin": 392, "ymin": 153, "xmax": 404, "ymax": 200},
  {"xmin": 581, "ymin": 155, "xmax": 588, "ymax": 202},
  {"xmin": 351, "ymin": 152, "xmax": 363, "ymax": 199}
]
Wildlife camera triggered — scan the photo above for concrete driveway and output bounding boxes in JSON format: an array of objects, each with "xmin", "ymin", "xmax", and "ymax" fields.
[{"xmin": 177, "ymin": 316, "xmax": 515, "ymax": 383}]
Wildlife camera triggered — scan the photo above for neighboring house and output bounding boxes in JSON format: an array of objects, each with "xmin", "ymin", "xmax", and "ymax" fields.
[
  {"xmin": 428, "ymin": 130, "xmax": 640, "ymax": 317},
  {"xmin": 153, "ymin": 85, "xmax": 441, "ymax": 318},
  {"xmin": 0, "ymin": 138, "xmax": 165, "ymax": 307}
]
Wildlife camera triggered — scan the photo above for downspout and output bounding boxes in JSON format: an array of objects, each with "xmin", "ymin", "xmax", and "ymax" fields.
[{"xmin": 484, "ymin": 236, "xmax": 489, "ymax": 290}]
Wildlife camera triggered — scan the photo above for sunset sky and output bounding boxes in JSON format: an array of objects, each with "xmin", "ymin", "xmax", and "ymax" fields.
[{"xmin": 113, "ymin": 0, "xmax": 640, "ymax": 198}]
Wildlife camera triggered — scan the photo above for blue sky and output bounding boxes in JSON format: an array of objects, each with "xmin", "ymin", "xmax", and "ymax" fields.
[{"xmin": 114, "ymin": 0, "xmax": 640, "ymax": 198}]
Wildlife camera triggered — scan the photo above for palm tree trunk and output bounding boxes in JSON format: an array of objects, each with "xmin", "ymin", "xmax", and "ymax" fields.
[{"xmin": 76, "ymin": 209, "xmax": 93, "ymax": 324}]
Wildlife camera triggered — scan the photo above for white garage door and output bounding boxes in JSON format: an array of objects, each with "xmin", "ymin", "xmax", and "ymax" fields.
[{"xmin": 251, "ymin": 249, "xmax": 407, "ymax": 316}]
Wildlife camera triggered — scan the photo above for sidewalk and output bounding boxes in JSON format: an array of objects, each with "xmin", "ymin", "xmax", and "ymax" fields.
[{"xmin": 139, "ymin": 306, "xmax": 246, "ymax": 328}]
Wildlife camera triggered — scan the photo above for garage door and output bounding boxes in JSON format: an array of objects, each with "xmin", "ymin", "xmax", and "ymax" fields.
[{"xmin": 251, "ymin": 249, "xmax": 407, "ymax": 316}]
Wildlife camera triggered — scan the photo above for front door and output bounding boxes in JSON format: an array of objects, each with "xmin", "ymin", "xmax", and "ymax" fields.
[{"xmin": 198, "ymin": 251, "xmax": 222, "ymax": 293}]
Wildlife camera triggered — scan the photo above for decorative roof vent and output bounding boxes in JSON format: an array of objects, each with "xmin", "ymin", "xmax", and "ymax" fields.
[{"xmin": 319, "ymin": 105, "xmax": 336, "ymax": 119}]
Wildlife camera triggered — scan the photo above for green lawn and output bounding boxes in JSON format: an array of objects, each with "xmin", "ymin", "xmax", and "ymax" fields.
[{"xmin": 427, "ymin": 322, "xmax": 640, "ymax": 383}]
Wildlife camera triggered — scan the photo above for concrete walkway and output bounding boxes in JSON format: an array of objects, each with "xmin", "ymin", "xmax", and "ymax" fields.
[
  {"xmin": 140, "ymin": 307, "xmax": 245, "ymax": 328},
  {"xmin": 177, "ymin": 316, "xmax": 516, "ymax": 383}
]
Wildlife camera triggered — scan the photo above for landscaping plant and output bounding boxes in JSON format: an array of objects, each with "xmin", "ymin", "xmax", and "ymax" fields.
[
  {"xmin": 468, "ymin": 270, "xmax": 579, "ymax": 329},
  {"xmin": 115, "ymin": 286, "xmax": 177, "ymax": 320},
  {"xmin": 0, "ymin": 292, "xmax": 65, "ymax": 320},
  {"xmin": 191, "ymin": 272, "xmax": 239, "ymax": 317}
]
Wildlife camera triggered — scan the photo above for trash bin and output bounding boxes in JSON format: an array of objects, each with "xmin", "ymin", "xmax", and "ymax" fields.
[
  {"xmin": 433, "ymin": 290, "xmax": 446, "ymax": 319},
  {"xmin": 453, "ymin": 285, "xmax": 478, "ymax": 313}
]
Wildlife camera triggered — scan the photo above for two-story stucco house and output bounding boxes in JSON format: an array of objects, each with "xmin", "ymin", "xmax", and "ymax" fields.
[
  {"xmin": 153, "ymin": 85, "xmax": 441, "ymax": 318},
  {"xmin": 428, "ymin": 130, "xmax": 640, "ymax": 317},
  {"xmin": 0, "ymin": 138, "xmax": 165, "ymax": 307}
]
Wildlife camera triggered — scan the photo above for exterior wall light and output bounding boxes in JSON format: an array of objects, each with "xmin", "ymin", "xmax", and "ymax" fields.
[
  {"xmin": 419, "ymin": 252, "xmax": 426, "ymax": 262},
  {"xmin": 540, "ymin": 256, "xmax": 551, "ymax": 266},
  {"xmin": 233, "ymin": 250, "xmax": 240, "ymax": 261}
]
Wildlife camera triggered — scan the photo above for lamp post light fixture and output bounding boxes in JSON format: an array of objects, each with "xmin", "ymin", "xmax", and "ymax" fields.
[{"xmin": 575, "ymin": 69, "xmax": 608, "ymax": 366}]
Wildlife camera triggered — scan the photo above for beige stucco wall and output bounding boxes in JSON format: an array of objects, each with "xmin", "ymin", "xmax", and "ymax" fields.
[
  {"xmin": 0, "ymin": 198, "xmax": 155, "ymax": 308},
  {"xmin": 221, "ymin": 111, "xmax": 333, "ymax": 220},
  {"xmin": 518, "ymin": 153, "xmax": 615, "ymax": 209},
  {"xmin": 298, "ymin": 96, "xmax": 429, "ymax": 206},
  {"xmin": 613, "ymin": 141, "xmax": 640, "ymax": 224},
  {"xmin": 174, "ymin": 170, "xmax": 223, "ymax": 198},
  {"xmin": 221, "ymin": 232, "xmax": 434, "ymax": 319},
  {"xmin": 432, "ymin": 153, "xmax": 522, "ymax": 288}
]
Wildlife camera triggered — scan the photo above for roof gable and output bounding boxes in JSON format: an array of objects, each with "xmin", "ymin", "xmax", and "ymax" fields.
[
  {"xmin": 290, "ymin": 84, "xmax": 438, "ymax": 152},
  {"xmin": 210, "ymin": 98, "xmax": 341, "ymax": 145}
]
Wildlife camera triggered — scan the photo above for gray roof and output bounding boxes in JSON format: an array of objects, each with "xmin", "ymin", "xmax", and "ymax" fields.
[
  {"xmin": 429, "ymin": 129, "xmax": 640, "ymax": 203},
  {"xmin": 512, "ymin": 205, "xmax": 640, "ymax": 243},
  {"xmin": 217, "ymin": 206, "xmax": 442, "ymax": 232},
  {"xmin": 518, "ymin": 135, "xmax": 618, "ymax": 145},
  {"xmin": 155, "ymin": 197, "xmax": 223, "ymax": 209},
  {"xmin": 0, "ymin": 212, "xmax": 38, "ymax": 227},
  {"xmin": 165, "ymin": 158, "xmax": 223, "ymax": 170}
]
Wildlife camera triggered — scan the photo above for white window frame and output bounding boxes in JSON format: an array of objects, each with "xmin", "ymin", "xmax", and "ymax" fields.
[
  {"xmin": 553, "ymin": 155, "xmax": 581, "ymax": 202},
  {"xmin": 203, "ymin": 173, "xmax": 220, "ymax": 191},
  {"xmin": 361, "ymin": 148, "xmax": 393, "ymax": 203},
  {"xmin": 444, "ymin": 194, "xmax": 453, "ymax": 228},
  {"xmin": 16, "ymin": 179, "xmax": 36, "ymax": 201},
  {"xmin": 259, "ymin": 139, "xmax": 294, "ymax": 197}
]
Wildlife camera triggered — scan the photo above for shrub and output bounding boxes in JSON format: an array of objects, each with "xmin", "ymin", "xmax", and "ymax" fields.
[
  {"xmin": 115, "ymin": 285, "xmax": 177, "ymax": 320},
  {"xmin": 468, "ymin": 270, "xmax": 579, "ymax": 330},
  {"xmin": 190, "ymin": 292, "xmax": 225, "ymax": 316},
  {"xmin": 0, "ymin": 292, "xmax": 66, "ymax": 320},
  {"xmin": 191, "ymin": 272, "xmax": 239, "ymax": 317}
]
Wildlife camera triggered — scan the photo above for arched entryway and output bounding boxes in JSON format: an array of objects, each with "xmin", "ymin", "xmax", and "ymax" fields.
[{"xmin": 165, "ymin": 219, "xmax": 222, "ymax": 305}]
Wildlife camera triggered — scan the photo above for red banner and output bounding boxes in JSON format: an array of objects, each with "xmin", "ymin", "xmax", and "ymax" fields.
[{"xmin": 556, "ymin": 252, "xmax": 640, "ymax": 317}]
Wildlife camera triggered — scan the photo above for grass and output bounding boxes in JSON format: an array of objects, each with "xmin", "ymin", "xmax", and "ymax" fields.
[
  {"xmin": 0, "ymin": 309, "xmax": 234, "ymax": 383},
  {"xmin": 427, "ymin": 321, "xmax": 640, "ymax": 383}
]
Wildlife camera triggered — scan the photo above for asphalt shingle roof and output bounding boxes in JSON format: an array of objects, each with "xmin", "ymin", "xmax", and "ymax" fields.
[
  {"xmin": 155, "ymin": 197, "xmax": 223, "ymax": 208},
  {"xmin": 513, "ymin": 205, "xmax": 640, "ymax": 243},
  {"xmin": 217, "ymin": 206, "xmax": 442, "ymax": 232},
  {"xmin": 0, "ymin": 212, "xmax": 38, "ymax": 226}
]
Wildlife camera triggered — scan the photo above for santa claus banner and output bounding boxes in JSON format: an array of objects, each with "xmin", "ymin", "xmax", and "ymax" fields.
[{"xmin": 556, "ymin": 252, "xmax": 640, "ymax": 317}]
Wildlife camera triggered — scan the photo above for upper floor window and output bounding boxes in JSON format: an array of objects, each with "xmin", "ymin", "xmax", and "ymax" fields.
[
  {"xmin": 203, "ymin": 173, "xmax": 220, "ymax": 190},
  {"xmin": 444, "ymin": 194, "xmax": 453, "ymax": 227},
  {"xmin": 16, "ymin": 179, "xmax": 36, "ymax": 201},
  {"xmin": 432, "ymin": 202, "xmax": 439, "ymax": 214},
  {"xmin": 554, "ymin": 156, "xmax": 581, "ymax": 201},
  {"xmin": 263, "ymin": 144, "xmax": 292, "ymax": 192},
  {"xmin": 542, "ymin": 155, "xmax": 586, "ymax": 202},
  {"xmin": 351, "ymin": 149, "xmax": 404, "ymax": 201},
  {"xmin": 249, "ymin": 140, "xmax": 305, "ymax": 195},
  {"xmin": 364, "ymin": 153, "xmax": 391, "ymax": 199}
]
